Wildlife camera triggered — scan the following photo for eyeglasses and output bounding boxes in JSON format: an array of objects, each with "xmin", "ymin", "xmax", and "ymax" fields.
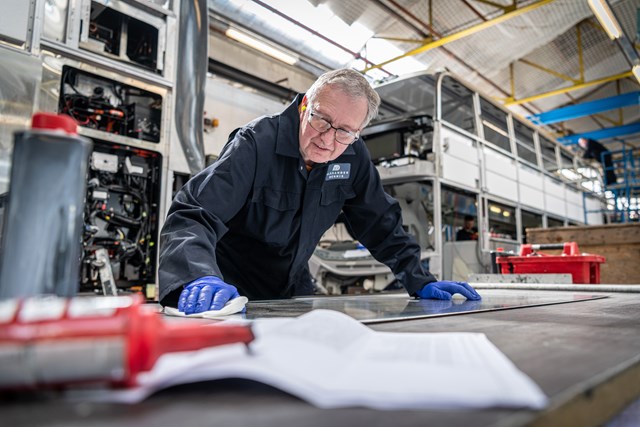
[{"xmin": 307, "ymin": 109, "xmax": 360, "ymax": 145}]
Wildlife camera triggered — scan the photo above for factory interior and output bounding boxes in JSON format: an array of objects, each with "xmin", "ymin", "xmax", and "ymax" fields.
[{"xmin": 1, "ymin": 0, "xmax": 640, "ymax": 426}]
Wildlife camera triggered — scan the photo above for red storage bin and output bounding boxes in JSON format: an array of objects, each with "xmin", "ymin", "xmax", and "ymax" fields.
[{"xmin": 495, "ymin": 242, "xmax": 606, "ymax": 284}]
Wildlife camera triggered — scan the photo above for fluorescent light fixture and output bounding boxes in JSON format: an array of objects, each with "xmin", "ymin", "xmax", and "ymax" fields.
[
  {"xmin": 588, "ymin": 0, "xmax": 622, "ymax": 40},
  {"xmin": 560, "ymin": 168, "xmax": 580, "ymax": 181},
  {"xmin": 577, "ymin": 167, "xmax": 598, "ymax": 179},
  {"xmin": 581, "ymin": 180, "xmax": 602, "ymax": 193},
  {"xmin": 225, "ymin": 28, "xmax": 297, "ymax": 65},
  {"xmin": 633, "ymin": 64, "xmax": 640, "ymax": 84}
]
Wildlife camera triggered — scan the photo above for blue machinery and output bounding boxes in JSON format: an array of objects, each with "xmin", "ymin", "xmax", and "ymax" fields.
[
  {"xmin": 558, "ymin": 123, "xmax": 640, "ymax": 146},
  {"xmin": 528, "ymin": 92, "xmax": 640, "ymax": 126},
  {"xmin": 582, "ymin": 147, "xmax": 640, "ymax": 223},
  {"xmin": 529, "ymin": 92, "xmax": 640, "ymax": 223}
]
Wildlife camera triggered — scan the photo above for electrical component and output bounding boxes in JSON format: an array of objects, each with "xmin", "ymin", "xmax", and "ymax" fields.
[
  {"xmin": 59, "ymin": 66, "xmax": 162, "ymax": 143},
  {"xmin": 82, "ymin": 140, "xmax": 162, "ymax": 297},
  {"xmin": 80, "ymin": 1, "xmax": 162, "ymax": 72},
  {"xmin": 92, "ymin": 189, "xmax": 109, "ymax": 201},
  {"xmin": 92, "ymin": 151, "xmax": 119, "ymax": 172},
  {"xmin": 124, "ymin": 156, "xmax": 148, "ymax": 177}
]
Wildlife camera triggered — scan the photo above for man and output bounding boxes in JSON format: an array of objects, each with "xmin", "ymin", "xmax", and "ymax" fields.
[
  {"xmin": 159, "ymin": 68, "xmax": 481, "ymax": 314},
  {"xmin": 456, "ymin": 215, "xmax": 478, "ymax": 241},
  {"xmin": 578, "ymin": 137, "xmax": 616, "ymax": 186}
]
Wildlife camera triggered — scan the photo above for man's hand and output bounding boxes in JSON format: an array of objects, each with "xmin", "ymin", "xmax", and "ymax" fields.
[
  {"xmin": 416, "ymin": 281, "xmax": 481, "ymax": 301},
  {"xmin": 178, "ymin": 276, "xmax": 243, "ymax": 314}
]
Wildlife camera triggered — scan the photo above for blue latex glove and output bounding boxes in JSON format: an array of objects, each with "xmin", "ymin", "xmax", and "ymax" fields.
[
  {"xmin": 178, "ymin": 276, "xmax": 244, "ymax": 314},
  {"xmin": 416, "ymin": 281, "xmax": 481, "ymax": 301}
]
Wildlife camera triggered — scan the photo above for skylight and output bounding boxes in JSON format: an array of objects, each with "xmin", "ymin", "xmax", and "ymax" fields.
[{"xmin": 224, "ymin": 0, "xmax": 429, "ymax": 77}]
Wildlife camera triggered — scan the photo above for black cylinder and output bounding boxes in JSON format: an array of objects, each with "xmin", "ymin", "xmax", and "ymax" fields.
[{"xmin": 0, "ymin": 117, "xmax": 92, "ymax": 299}]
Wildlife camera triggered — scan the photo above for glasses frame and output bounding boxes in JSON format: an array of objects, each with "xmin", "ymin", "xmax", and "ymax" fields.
[{"xmin": 307, "ymin": 108, "xmax": 360, "ymax": 146}]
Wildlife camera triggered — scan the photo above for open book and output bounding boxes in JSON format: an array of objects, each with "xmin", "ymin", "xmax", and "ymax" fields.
[{"xmin": 95, "ymin": 309, "xmax": 548, "ymax": 410}]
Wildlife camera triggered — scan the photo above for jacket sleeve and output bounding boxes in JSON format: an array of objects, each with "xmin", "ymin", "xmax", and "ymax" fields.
[
  {"xmin": 341, "ymin": 146, "xmax": 437, "ymax": 296},
  {"xmin": 158, "ymin": 128, "xmax": 257, "ymax": 304}
]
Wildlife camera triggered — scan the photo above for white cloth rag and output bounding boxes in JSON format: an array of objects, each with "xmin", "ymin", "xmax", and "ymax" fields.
[{"xmin": 163, "ymin": 297, "xmax": 248, "ymax": 318}]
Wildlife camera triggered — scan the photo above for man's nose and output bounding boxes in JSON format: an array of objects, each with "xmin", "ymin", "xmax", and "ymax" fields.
[{"xmin": 320, "ymin": 128, "xmax": 336, "ymax": 146}]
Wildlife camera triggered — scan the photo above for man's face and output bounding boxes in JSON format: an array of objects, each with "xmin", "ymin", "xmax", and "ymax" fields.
[{"xmin": 298, "ymin": 87, "xmax": 368, "ymax": 165}]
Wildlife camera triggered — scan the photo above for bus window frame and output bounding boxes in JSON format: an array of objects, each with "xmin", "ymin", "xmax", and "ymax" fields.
[{"xmin": 513, "ymin": 118, "xmax": 538, "ymax": 167}]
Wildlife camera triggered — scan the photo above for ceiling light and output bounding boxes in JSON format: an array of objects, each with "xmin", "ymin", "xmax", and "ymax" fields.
[
  {"xmin": 633, "ymin": 64, "xmax": 640, "ymax": 84},
  {"xmin": 490, "ymin": 205, "xmax": 502, "ymax": 214},
  {"xmin": 560, "ymin": 169, "xmax": 580, "ymax": 181},
  {"xmin": 225, "ymin": 28, "xmax": 297, "ymax": 65},
  {"xmin": 588, "ymin": 0, "xmax": 623, "ymax": 40}
]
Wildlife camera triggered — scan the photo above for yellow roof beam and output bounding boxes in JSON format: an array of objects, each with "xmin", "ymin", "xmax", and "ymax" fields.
[
  {"xmin": 593, "ymin": 113, "xmax": 623, "ymax": 127},
  {"xmin": 519, "ymin": 59, "xmax": 581, "ymax": 84},
  {"xmin": 474, "ymin": 0, "xmax": 517, "ymax": 13},
  {"xmin": 372, "ymin": 36, "xmax": 432, "ymax": 44},
  {"xmin": 508, "ymin": 62, "xmax": 515, "ymax": 102},
  {"xmin": 594, "ymin": 80, "xmax": 624, "ymax": 127},
  {"xmin": 362, "ymin": 0, "xmax": 555, "ymax": 73},
  {"xmin": 577, "ymin": 25, "xmax": 585, "ymax": 83},
  {"xmin": 616, "ymin": 80, "xmax": 623, "ymax": 125},
  {"xmin": 506, "ymin": 24, "xmax": 585, "ymax": 103},
  {"xmin": 503, "ymin": 71, "xmax": 633, "ymax": 106}
]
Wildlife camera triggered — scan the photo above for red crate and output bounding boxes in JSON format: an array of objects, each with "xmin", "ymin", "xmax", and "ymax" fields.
[{"xmin": 495, "ymin": 242, "xmax": 606, "ymax": 284}]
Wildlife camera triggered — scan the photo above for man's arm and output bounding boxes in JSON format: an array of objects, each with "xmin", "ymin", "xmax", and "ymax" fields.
[
  {"xmin": 340, "ymin": 149, "xmax": 435, "ymax": 296},
  {"xmin": 341, "ymin": 146, "xmax": 480, "ymax": 301},
  {"xmin": 158, "ymin": 129, "xmax": 257, "ymax": 305}
]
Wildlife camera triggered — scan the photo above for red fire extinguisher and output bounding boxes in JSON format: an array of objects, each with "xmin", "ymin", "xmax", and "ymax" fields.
[{"xmin": 0, "ymin": 294, "xmax": 254, "ymax": 389}]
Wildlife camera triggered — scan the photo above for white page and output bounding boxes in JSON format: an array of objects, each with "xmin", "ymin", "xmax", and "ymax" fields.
[
  {"xmin": 247, "ymin": 310, "xmax": 547, "ymax": 409},
  {"xmin": 80, "ymin": 309, "xmax": 547, "ymax": 410}
]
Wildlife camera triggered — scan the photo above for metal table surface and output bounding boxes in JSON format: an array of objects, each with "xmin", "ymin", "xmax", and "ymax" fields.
[
  {"xmin": 242, "ymin": 289, "xmax": 608, "ymax": 323},
  {"xmin": 2, "ymin": 288, "xmax": 640, "ymax": 427}
]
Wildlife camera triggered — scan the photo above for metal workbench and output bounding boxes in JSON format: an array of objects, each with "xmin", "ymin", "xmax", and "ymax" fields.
[{"xmin": 2, "ymin": 288, "xmax": 640, "ymax": 427}]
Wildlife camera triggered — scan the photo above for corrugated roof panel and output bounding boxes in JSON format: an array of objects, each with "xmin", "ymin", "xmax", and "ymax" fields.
[{"xmin": 210, "ymin": 0, "xmax": 640, "ymax": 149}]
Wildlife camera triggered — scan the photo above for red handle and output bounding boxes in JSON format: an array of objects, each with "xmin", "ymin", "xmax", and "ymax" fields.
[{"xmin": 520, "ymin": 242, "xmax": 580, "ymax": 256}]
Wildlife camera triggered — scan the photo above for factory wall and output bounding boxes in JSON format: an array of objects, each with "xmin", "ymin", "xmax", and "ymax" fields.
[{"xmin": 202, "ymin": 77, "xmax": 288, "ymax": 158}]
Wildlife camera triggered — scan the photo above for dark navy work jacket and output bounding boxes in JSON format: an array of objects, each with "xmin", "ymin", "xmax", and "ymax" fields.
[{"xmin": 158, "ymin": 95, "xmax": 436, "ymax": 305}]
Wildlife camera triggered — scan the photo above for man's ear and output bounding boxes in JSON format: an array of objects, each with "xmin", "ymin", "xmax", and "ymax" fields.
[{"xmin": 299, "ymin": 95, "xmax": 308, "ymax": 119}]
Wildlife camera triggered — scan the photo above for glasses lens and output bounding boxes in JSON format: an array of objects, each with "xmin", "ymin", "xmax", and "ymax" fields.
[
  {"xmin": 308, "ymin": 110, "xmax": 357, "ymax": 145},
  {"xmin": 308, "ymin": 113, "xmax": 330, "ymax": 133},
  {"xmin": 335, "ymin": 129, "xmax": 356, "ymax": 144}
]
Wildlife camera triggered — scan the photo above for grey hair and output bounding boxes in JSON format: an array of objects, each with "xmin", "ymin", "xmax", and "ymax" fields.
[{"xmin": 306, "ymin": 68, "xmax": 381, "ymax": 128}]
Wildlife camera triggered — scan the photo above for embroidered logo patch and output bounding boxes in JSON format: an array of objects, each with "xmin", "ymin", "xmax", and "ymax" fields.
[{"xmin": 325, "ymin": 163, "xmax": 351, "ymax": 181}]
